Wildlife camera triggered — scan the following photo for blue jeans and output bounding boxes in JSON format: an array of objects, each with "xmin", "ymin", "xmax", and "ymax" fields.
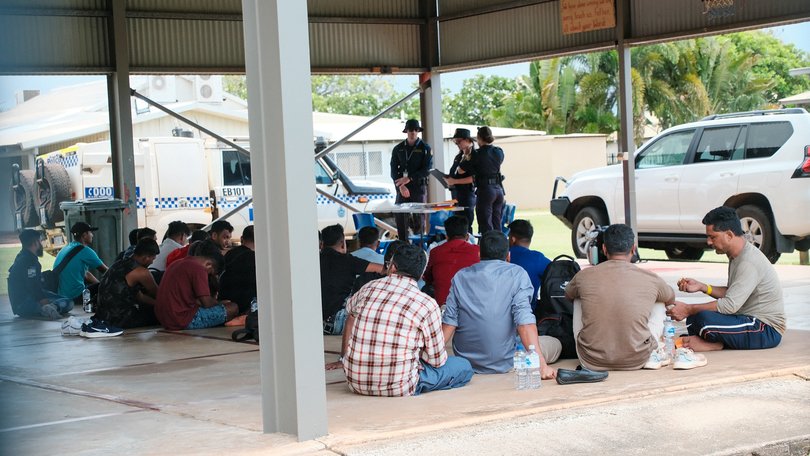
[
  {"xmin": 687, "ymin": 311, "xmax": 782, "ymax": 350},
  {"xmin": 414, "ymin": 356, "xmax": 474, "ymax": 395},
  {"xmin": 12, "ymin": 290, "xmax": 73, "ymax": 318}
]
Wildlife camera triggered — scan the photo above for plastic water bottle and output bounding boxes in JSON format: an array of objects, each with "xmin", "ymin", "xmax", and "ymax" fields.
[
  {"xmin": 527, "ymin": 345, "xmax": 542, "ymax": 389},
  {"xmin": 513, "ymin": 343, "xmax": 527, "ymax": 390},
  {"xmin": 82, "ymin": 288, "xmax": 92, "ymax": 313},
  {"xmin": 664, "ymin": 317, "xmax": 676, "ymax": 358},
  {"xmin": 250, "ymin": 297, "xmax": 258, "ymax": 313}
]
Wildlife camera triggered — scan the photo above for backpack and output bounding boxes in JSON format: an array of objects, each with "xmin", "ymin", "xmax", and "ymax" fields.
[
  {"xmin": 535, "ymin": 254, "xmax": 580, "ymax": 359},
  {"xmin": 231, "ymin": 309, "xmax": 259, "ymax": 343},
  {"xmin": 42, "ymin": 245, "xmax": 84, "ymax": 293}
]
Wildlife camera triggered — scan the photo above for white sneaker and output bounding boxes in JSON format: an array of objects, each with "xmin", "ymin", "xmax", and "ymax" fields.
[
  {"xmin": 61, "ymin": 316, "xmax": 90, "ymax": 336},
  {"xmin": 673, "ymin": 347, "xmax": 708, "ymax": 370},
  {"xmin": 643, "ymin": 348, "xmax": 672, "ymax": 370}
]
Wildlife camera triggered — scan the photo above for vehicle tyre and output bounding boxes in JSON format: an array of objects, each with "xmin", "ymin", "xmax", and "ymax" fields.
[
  {"xmin": 37, "ymin": 163, "xmax": 71, "ymax": 226},
  {"xmin": 11, "ymin": 170, "xmax": 40, "ymax": 228},
  {"xmin": 571, "ymin": 206, "xmax": 607, "ymax": 258},
  {"xmin": 664, "ymin": 246, "xmax": 705, "ymax": 261},
  {"xmin": 737, "ymin": 205, "xmax": 780, "ymax": 264}
]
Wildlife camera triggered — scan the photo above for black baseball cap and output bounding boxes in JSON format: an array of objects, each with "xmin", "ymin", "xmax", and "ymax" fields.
[{"xmin": 70, "ymin": 222, "xmax": 98, "ymax": 236}]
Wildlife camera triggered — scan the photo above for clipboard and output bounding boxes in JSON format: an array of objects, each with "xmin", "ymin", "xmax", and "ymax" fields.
[{"xmin": 429, "ymin": 168, "xmax": 449, "ymax": 188}]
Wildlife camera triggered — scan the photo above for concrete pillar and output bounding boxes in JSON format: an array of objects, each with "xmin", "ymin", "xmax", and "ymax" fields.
[
  {"xmin": 107, "ymin": 0, "xmax": 138, "ymax": 238},
  {"xmin": 616, "ymin": 0, "xmax": 637, "ymax": 233},
  {"xmin": 421, "ymin": 72, "xmax": 446, "ymax": 203},
  {"xmin": 241, "ymin": 0, "xmax": 328, "ymax": 440}
]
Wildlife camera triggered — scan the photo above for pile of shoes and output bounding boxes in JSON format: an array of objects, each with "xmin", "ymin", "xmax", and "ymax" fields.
[
  {"xmin": 62, "ymin": 316, "xmax": 124, "ymax": 338},
  {"xmin": 643, "ymin": 347, "xmax": 707, "ymax": 370}
]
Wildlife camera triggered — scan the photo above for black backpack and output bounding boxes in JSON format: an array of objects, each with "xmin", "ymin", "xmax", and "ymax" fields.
[
  {"xmin": 535, "ymin": 254, "xmax": 580, "ymax": 359},
  {"xmin": 231, "ymin": 309, "xmax": 259, "ymax": 343}
]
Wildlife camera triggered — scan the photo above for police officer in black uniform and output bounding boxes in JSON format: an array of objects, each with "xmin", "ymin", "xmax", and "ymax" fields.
[
  {"xmin": 390, "ymin": 119, "xmax": 433, "ymax": 241},
  {"xmin": 458, "ymin": 126, "xmax": 504, "ymax": 234},
  {"xmin": 446, "ymin": 128, "xmax": 476, "ymax": 234}
]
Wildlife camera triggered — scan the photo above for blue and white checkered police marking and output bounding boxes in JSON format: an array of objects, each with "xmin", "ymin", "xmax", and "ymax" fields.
[{"xmin": 154, "ymin": 196, "xmax": 210, "ymax": 209}]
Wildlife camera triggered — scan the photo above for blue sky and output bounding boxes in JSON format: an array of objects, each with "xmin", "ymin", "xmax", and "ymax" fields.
[{"xmin": 1, "ymin": 22, "xmax": 808, "ymax": 111}]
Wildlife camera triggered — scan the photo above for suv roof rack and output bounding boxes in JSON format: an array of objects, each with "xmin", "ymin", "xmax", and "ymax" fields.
[{"xmin": 701, "ymin": 108, "xmax": 808, "ymax": 121}]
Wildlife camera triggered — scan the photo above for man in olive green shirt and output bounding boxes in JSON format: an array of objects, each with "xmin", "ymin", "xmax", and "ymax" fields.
[{"xmin": 668, "ymin": 206, "xmax": 785, "ymax": 352}]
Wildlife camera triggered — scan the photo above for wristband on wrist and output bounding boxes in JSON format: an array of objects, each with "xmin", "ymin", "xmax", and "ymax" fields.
[{"xmin": 706, "ymin": 284, "xmax": 713, "ymax": 295}]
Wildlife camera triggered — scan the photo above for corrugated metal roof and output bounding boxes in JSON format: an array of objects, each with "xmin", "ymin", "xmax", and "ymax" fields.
[
  {"xmin": 309, "ymin": 23, "xmax": 422, "ymax": 71},
  {"xmin": 308, "ymin": 0, "xmax": 420, "ymax": 19},
  {"xmin": 128, "ymin": 0, "xmax": 242, "ymax": 14}
]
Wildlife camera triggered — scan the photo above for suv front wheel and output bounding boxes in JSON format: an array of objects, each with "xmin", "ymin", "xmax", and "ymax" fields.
[
  {"xmin": 737, "ymin": 205, "xmax": 780, "ymax": 264},
  {"xmin": 571, "ymin": 206, "xmax": 607, "ymax": 258}
]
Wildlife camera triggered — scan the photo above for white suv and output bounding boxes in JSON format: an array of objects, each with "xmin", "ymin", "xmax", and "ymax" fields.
[{"xmin": 550, "ymin": 108, "xmax": 810, "ymax": 263}]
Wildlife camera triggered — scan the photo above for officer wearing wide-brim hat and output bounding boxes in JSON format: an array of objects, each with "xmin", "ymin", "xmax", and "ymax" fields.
[
  {"xmin": 445, "ymin": 128, "xmax": 477, "ymax": 234},
  {"xmin": 390, "ymin": 119, "xmax": 433, "ymax": 241}
]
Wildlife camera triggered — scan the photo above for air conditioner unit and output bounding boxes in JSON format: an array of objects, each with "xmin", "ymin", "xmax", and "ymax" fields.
[
  {"xmin": 195, "ymin": 75, "xmax": 223, "ymax": 103},
  {"xmin": 148, "ymin": 76, "xmax": 177, "ymax": 103}
]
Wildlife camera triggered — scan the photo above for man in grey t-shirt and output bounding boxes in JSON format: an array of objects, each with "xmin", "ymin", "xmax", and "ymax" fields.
[{"xmin": 668, "ymin": 206, "xmax": 785, "ymax": 352}]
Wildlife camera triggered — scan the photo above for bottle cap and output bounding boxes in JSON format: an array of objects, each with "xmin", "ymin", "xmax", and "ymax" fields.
[{"xmin": 528, "ymin": 344, "xmax": 535, "ymax": 350}]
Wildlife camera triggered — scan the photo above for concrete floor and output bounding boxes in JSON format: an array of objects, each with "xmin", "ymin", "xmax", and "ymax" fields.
[{"xmin": 1, "ymin": 259, "xmax": 809, "ymax": 455}]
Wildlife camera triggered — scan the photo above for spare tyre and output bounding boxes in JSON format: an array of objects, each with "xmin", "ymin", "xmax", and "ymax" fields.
[
  {"xmin": 36, "ymin": 162, "xmax": 71, "ymax": 226},
  {"xmin": 11, "ymin": 169, "xmax": 40, "ymax": 228}
]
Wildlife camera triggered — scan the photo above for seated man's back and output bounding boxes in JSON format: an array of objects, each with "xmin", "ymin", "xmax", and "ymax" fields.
[
  {"xmin": 218, "ymin": 226, "xmax": 257, "ymax": 314},
  {"xmin": 507, "ymin": 219, "xmax": 551, "ymax": 310},
  {"xmin": 422, "ymin": 215, "xmax": 479, "ymax": 305}
]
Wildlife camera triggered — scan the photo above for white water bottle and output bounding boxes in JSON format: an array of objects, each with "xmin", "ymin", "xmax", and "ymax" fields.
[
  {"xmin": 82, "ymin": 288, "xmax": 92, "ymax": 313},
  {"xmin": 664, "ymin": 317, "xmax": 676, "ymax": 358},
  {"xmin": 250, "ymin": 297, "xmax": 258, "ymax": 313},
  {"xmin": 527, "ymin": 345, "xmax": 542, "ymax": 389},
  {"xmin": 513, "ymin": 344, "xmax": 527, "ymax": 390}
]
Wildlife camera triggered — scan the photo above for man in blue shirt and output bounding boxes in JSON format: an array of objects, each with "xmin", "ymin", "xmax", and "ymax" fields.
[
  {"xmin": 350, "ymin": 226, "xmax": 384, "ymax": 265},
  {"xmin": 53, "ymin": 222, "xmax": 108, "ymax": 305},
  {"xmin": 507, "ymin": 219, "xmax": 551, "ymax": 311},
  {"xmin": 442, "ymin": 231, "xmax": 560, "ymax": 376},
  {"xmin": 8, "ymin": 229, "xmax": 73, "ymax": 319}
]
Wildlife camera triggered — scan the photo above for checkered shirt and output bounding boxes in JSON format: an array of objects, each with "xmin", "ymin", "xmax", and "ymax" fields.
[{"xmin": 342, "ymin": 274, "xmax": 447, "ymax": 397}]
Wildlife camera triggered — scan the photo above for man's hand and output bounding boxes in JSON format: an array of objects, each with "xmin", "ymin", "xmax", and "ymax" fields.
[
  {"xmin": 399, "ymin": 185, "xmax": 410, "ymax": 198},
  {"xmin": 667, "ymin": 301, "xmax": 692, "ymax": 321},
  {"xmin": 394, "ymin": 177, "xmax": 411, "ymax": 187},
  {"xmin": 677, "ymin": 277, "xmax": 704, "ymax": 293},
  {"xmin": 325, "ymin": 361, "xmax": 343, "ymax": 371},
  {"xmin": 541, "ymin": 365, "xmax": 557, "ymax": 380}
]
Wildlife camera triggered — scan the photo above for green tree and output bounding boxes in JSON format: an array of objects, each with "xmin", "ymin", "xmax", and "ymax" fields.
[
  {"xmin": 444, "ymin": 74, "xmax": 517, "ymax": 125},
  {"xmin": 223, "ymin": 75, "xmax": 247, "ymax": 99}
]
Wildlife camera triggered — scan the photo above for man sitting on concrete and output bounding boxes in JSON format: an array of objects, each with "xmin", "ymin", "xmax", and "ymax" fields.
[
  {"xmin": 319, "ymin": 224, "xmax": 384, "ymax": 326},
  {"xmin": 328, "ymin": 243, "xmax": 474, "ymax": 396},
  {"xmin": 507, "ymin": 219, "xmax": 551, "ymax": 311},
  {"xmin": 422, "ymin": 215, "xmax": 479, "ymax": 306},
  {"xmin": 165, "ymin": 229, "xmax": 209, "ymax": 269},
  {"xmin": 156, "ymin": 240, "xmax": 238, "ymax": 330},
  {"xmin": 54, "ymin": 222, "xmax": 109, "ymax": 306},
  {"xmin": 7, "ymin": 229, "xmax": 73, "ymax": 319},
  {"xmin": 350, "ymin": 226, "xmax": 385, "ymax": 265},
  {"xmin": 442, "ymin": 231, "xmax": 559, "ymax": 377},
  {"xmin": 219, "ymin": 225, "xmax": 257, "ymax": 314},
  {"xmin": 116, "ymin": 227, "xmax": 157, "ymax": 262},
  {"xmin": 564, "ymin": 224, "xmax": 703, "ymax": 370},
  {"xmin": 668, "ymin": 206, "xmax": 785, "ymax": 352},
  {"xmin": 350, "ymin": 240, "xmax": 409, "ymax": 296},
  {"xmin": 96, "ymin": 239, "xmax": 161, "ymax": 328},
  {"xmin": 151, "ymin": 221, "xmax": 190, "ymax": 273}
]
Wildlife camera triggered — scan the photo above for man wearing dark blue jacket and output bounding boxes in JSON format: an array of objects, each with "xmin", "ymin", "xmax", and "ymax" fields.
[{"xmin": 8, "ymin": 229, "xmax": 73, "ymax": 319}]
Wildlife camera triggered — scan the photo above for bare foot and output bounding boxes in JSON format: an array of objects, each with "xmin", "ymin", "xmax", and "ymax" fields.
[{"xmin": 682, "ymin": 335, "xmax": 724, "ymax": 352}]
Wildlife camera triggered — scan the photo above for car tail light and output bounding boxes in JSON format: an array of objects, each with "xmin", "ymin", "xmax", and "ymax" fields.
[{"xmin": 793, "ymin": 145, "xmax": 810, "ymax": 178}]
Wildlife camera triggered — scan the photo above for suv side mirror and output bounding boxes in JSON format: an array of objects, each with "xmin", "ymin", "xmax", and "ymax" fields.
[{"xmin": 11, "ymin": 163, "xmax": 20, "ymax": 187}]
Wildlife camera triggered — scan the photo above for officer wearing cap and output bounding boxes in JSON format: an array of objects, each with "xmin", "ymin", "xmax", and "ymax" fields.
[
  {"xmin": 458, "ymin": 126, "xmax": 505, "ymax": 234},
  {"xmin": 390, "ymin": 119, "xmax": 433, "ymax": 241},
  {"xmin": 445, "ymin": 128, "xmax": 477, "ymax": 234},
  {"xmin": 52, "ymin": 221, "xmax": 109, "ymax": 305}
]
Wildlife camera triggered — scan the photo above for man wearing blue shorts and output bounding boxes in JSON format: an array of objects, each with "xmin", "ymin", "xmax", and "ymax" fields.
[
  {"xmin": 155, "ymin": 239, "xmax": 238, "ymax": 330},
  {"xmin": 668, "ymin": 206, "xmax": 785, "ymax": 351}
]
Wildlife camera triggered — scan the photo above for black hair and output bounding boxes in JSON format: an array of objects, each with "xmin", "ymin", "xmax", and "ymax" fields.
[
  {"xmin": 603, "ymin": 224, "xmax": 635, "ymax": 255},
  {"xmin": 507, "ymin": 219, "xmax": 533, "ymax": 242},
  {"xmin": 128, "ymin": 228, "xmax": 140, "ymax": 246},
  {"xmin": 480, "ymin": 231, "xmax": 509, "ymax": 260},
  {"xmin": 133, "ymin": 238, "xmax": 160, "ymax": 257},
  {"xmin": 165, "ymin": 221, "xmax": 191, "ymax": 241},
  {"xmin": 210, "ymin": 220, "xmax": 234, "ymax": 235},
  {"xmin": 477, "ymin": 126, "xmax": 494, "ymax": 144},
  {"xmin": 190, "ymin": 239, "xmax": 225, "ymax": 272},
  {"xmin": 444, "ymin": 215, "xmax": 469, "ymax": 239},
  {"xmin": 137, "ymin": 227, "xmax": 157, "ymax": 241},
  {"xmin": 357, "ymin": 226, "xmax": 380, "ymax": 247},
  {"xmin": 390, "ymin": 244, "xmax": 427, "ymax": 279},
  {"xmin": 702, "ymin": 206, "xmax": 743, "ymax": 236},
  {"xmin": 19, "ymin": 229, "xmax": 41, "ymax": 247},
  {"xmin": 241, "ymin": 225, "xmax": 255, "ymax": 242},
  {"xmin": 321, "ymin": 224, "xmax": 345, "ymax": 248},
  {"xmin": 383, "ymin": 240, "xmax": 409, "ymax": 266},
  {"xmin": 189, "ymin": 230, "xmax": 209, "ymax": 243}
]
